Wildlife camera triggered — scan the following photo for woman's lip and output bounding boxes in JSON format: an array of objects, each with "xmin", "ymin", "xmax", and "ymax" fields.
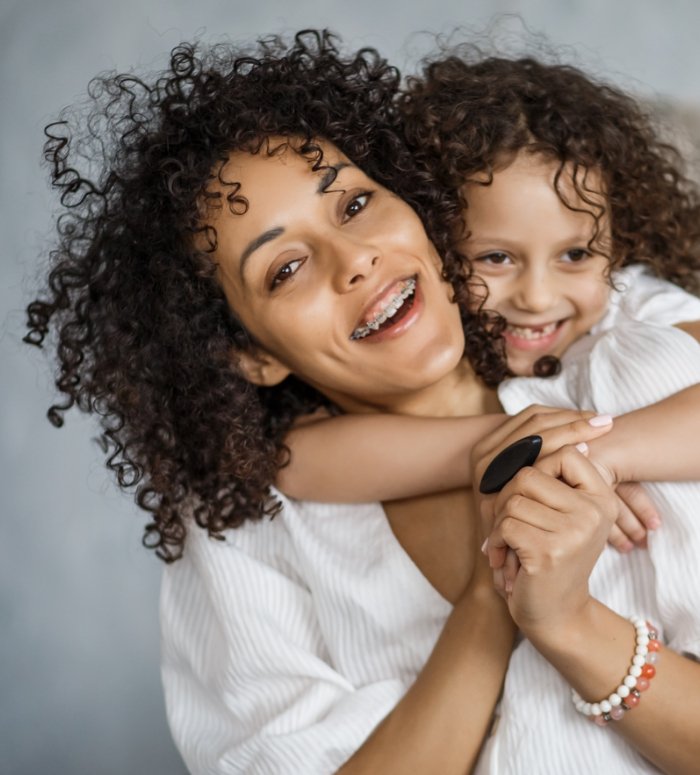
[
  {"xmin": 354, "ymin": 279, "xmax": 423, "ymax": 344},
  {"xmin": 354, "ymin": 275, "xmax": 415, "ymax": 331},
  {"xmin": 503, "ymin": 320, "xmax": 565, "ymax": 351}
]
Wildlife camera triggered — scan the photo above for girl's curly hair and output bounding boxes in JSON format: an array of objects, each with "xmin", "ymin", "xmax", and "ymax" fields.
[
  {"xmin": 24, "ymin": 31, "xmax": 505, "ymax": 561},
  {"xmin": 401, "ymin": 50, "xmax": 700, "ymax": 374}
]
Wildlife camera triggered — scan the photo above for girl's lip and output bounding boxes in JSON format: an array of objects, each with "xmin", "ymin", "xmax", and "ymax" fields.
[
  {"xmin": 503, "ymin": 320, "xmax": 565, "ymax": 352},
  {"xmin": 354, "ymin": 278, "xmax": 423, "ymax": 344}
]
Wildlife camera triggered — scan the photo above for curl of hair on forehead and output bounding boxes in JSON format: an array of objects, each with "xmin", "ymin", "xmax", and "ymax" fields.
[{"xmin": 30, "ymin": 31, "xmax": 488, "ymax": 561}]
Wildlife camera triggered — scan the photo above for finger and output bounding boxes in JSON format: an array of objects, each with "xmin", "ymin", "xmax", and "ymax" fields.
[
  {"xmin": 492, "ymin": 488, "xmax": 563, "ymax": 536},
  {"xmin": 533, "ymin": 445, "xmax": 610, "ymax": 496},
  {"xmin": 475, "ymin": 405, "xmax": 565, "ymax": 457},
  {"xmin": 615, "ymin": 482, "xmax": 661, "ymax": 531},
  {"xmin": 606, "ymin": 523, "xmax": 635, "ymax": 553},
  {"xmin": 502, "ymin": 548, "xmax": 520, "ymax": 594},
  {"xmin": 612, "ymin": 496, "xmax": 647, "ymax": 546},
  {"xmin": 474, "ymin": 413, "xmax": 614, "ymax": 485},
  {"xmin": 492, "ymin": 567, "xmax": 506, "ymax": 596}
]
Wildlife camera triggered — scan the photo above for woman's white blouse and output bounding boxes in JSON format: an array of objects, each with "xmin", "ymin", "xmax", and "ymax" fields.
[{"xmin": 161, "ymin": 265, "xmax": 700, "ymax": 774}]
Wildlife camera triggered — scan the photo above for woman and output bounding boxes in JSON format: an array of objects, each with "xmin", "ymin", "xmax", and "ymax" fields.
[{"xmin": 25, "ymin": 31, "xmax": 700, "ymax": 774}]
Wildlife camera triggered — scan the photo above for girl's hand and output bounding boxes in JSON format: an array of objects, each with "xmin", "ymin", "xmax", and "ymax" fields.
[
  {"xmin": 607, "ymin": 481, "xmax": 661, "ymax": 552},
  {"xmin": 486, "ymin": 445, "xmax": 618, "ymax": 636}
]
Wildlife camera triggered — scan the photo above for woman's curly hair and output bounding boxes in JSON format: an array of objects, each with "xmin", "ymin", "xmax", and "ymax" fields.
[
  {"xmin": 24, "ymin": 31, "xmax": 505, "ymax": 561},
  {"xmin": 401, "ymin": 50, "xmax": 700, "ymax": 374}
]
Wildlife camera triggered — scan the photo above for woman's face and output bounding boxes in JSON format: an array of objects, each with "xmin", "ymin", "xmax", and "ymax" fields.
[{"xmin": 210, "ymin": 138, "xmax": 466, "ymax": 412}]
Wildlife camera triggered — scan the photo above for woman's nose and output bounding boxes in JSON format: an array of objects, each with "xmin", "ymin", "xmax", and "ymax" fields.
[{"xmin": 331, "ymin": 236, "xmax": 380, "ymax": 291}]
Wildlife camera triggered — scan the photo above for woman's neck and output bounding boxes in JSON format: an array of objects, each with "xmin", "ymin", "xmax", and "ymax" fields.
[{"xmin": 329, "ymin": 358, "xmax": 500, "ymax": 419}]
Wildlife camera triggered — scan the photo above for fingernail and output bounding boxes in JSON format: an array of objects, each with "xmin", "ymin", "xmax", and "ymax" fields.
[
  {"xmin": 481, "ymin": 538, "xmax": 489, "ymax": 555},
  {"xmin": 589, "ymin": 414, "xmax": 613, "ymax": 427},
  {"xmin": 575, "ymin": 442, "xmax": 589, "ymax": 454},
  {"xmin": 647, "ymin": 517, "xmax": 661, "ymax": 530},
  {"xmin": 621, "ymin": 541, "xmax": 634, "ymax": 553},
  {"xmin": 504, "ymin": 578, "xmax": 513, "ymax": 594}
]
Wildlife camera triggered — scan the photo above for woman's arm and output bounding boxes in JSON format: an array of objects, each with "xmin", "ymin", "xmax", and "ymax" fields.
[
  {"xmin": 161, "ymin": 513, "xmax": 514, "ymax": 775},
  {"xmin": 488, "ymin": 447, "xmax": 700, "ymax": 774},
  {"xmin": 340, "ymin": 559, "xmax": 514, "ymax": 774}
]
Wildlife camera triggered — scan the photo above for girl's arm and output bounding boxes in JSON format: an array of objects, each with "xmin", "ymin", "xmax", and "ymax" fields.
[
  {"xmin": 588, "ymin": 383, "xmax": 700, "ymax": 484},
  {"xmin": 277, "ymin": 409, "xmax": 615, "ymax": 502},
  {"xmin": 277, "ymin": 412, "xmax": 505, "ymax": 501}
]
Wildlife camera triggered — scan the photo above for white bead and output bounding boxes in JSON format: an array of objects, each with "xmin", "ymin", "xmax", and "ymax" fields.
[
  {"xmin": 636, "ymin": 635, "xmax": 649, "ymax": 646},
  {"xmin": 583, "ymin": 703, "xmax": 592, "ymax": 716},
  {"xmin": 635, "ymin": 645, "xmax": 648, "ymax": 655},
  {"xmin": 600, "ymin": 700, "xmax": 612, "ymax": 713},
  {"xmin": 630, "ymin": 665, "xmax": 642, "ymax": 678},
  {"xmin": 610, "ymin": 693, "xmax": 622, "ymax": 707},
  {"xmin": 632, "ymin": 655, "xmax": 645, "ymax": 667},
  {"xmin": 618, "ymin": 684, "xmax": 631, "ymax": 697},
  {"xmin": 623, "ymin": 675, "xmax": 637, "ymax": 688},
  {"xmin": 591, "ymin": 703, "xmax": 601, "ymax": 716}
]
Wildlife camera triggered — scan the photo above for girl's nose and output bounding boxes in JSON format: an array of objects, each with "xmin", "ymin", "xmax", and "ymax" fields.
[{"xmin": 513, "ymin": 270, "xmax": 557, "ymax": 313}]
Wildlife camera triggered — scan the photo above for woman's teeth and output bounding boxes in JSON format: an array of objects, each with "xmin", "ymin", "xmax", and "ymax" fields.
[
  {"xmin": 506, "ymin": 321, "xmax": 558, "ymax": 341},
  {"xmin": 350, "ymin": 277, "xmax": 416, "ymax": 340}
]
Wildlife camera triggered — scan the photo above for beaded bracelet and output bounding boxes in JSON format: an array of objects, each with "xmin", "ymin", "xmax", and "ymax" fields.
[{"xmin": 571, "ymin": 615, "xmax": 661, "ymax": 726}]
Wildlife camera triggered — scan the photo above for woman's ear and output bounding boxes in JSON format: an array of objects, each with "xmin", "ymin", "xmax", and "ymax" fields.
[{"xmin": 234, "ymin": 346, "xmax": 291, "ymax": 386}]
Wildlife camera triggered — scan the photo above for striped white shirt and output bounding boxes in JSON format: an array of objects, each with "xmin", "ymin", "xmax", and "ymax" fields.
[{"xmin": 161, "ymin": 265, "xmax": 700, "ymax": 774}]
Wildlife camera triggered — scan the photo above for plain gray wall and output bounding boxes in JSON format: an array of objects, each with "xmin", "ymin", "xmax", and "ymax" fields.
[{"xmin": 3, "ymin": 1, "xmax": 699, "ymax": 773}]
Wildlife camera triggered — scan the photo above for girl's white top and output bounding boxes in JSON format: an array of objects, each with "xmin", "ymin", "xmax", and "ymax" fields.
[{"xmin": 161, "ymin": 265, "xmax": 700, "ymax": 774}]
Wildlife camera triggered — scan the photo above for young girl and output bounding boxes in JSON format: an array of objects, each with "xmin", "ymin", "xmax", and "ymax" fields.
[
  {"xmin": 274, "ymin": 53, "xmax": 700, "ymax": 553},
  {"xmin": 268, "ymin": 51, "xmax": 700, "ymax": 774}
]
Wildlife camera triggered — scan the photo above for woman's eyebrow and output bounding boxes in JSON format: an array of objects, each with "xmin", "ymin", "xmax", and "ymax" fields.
[{"xmin": 239, "ymin": 227, "xmax": 285, "ymax": 277}]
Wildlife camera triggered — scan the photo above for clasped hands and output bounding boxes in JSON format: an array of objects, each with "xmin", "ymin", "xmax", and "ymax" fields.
[{"xmin": 472, "ymin": 406, "xmax": 658, "ymax": 635}]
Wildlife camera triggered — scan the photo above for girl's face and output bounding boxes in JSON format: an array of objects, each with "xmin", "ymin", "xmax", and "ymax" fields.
[
  {"xmin": 462, "ymin": 152, "xmax": 612, "ymax": 377},
  {"xmin": 210, "ymin": 138, "xmax": 466, "ymax": 413}
]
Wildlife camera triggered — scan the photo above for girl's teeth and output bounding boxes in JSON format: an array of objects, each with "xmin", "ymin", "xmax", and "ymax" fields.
[{"xmin": 507, "ymin": 322, "xmax": 558, "ymax": 340}]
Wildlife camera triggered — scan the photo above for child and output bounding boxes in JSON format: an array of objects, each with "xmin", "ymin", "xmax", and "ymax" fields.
[{"xmin": 274, "ymin": 54, "xmax": 700, "ymax": 553}]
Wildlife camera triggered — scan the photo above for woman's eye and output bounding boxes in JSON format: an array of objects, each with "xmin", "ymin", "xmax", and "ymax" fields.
[
  {"xmin": 270, "ymin": 258, "xmax": 305, "ymax": 289},
  {"xmin": 476, "ymin": 252, "xmax": 512, "ymax": 266},
  {"xmin": 562, "ymin": 248, "xmax": 591, "ymax": 263},
  {"xmin": 343, "ymin": 192, "xmax": 372, "ymax": 220}
]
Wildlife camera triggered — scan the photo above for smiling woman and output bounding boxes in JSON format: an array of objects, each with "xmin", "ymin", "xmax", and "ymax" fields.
[{"xmin": 24, "ymin": 31, "xmax": 520, "ymax": 773}]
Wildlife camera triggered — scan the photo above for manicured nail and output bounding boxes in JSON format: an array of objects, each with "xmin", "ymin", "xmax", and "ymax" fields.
[
  {"xmin": 589, "ymin": 414, "xmax": 613, "ymax": 427},
  {"xmin": 621, "ymin": 541, "xmax": 634, "ymax": 553},
  {"xmin": 481, "ymin": 538, "xmax": 489, "ymax": 555},
  {"xmin": 575, "ymin": 442, "xmax": 589, "ymax": 454},
  {"xmin": 647, "ymin": 517, "xmax": 661, "ymax": 530},
  {"xmin": 504, "ymin": 578, "xmax": 513, "ymax": 594}
]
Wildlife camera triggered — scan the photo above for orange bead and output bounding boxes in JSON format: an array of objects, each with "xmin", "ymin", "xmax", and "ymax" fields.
[
  {"xmin": 647, "ymin": 639, "xmax": 661, "ymax": 652},
  {"xmin": 636, "ymin": 677, "xmax": 650, "ymax": 692},
  {"xmin": 623, "ymin": 693, "xmax": 640, "ymax": 708},
  {"xmin": 642, "ymin": 664, "xmax": 656, "ymax": 679}
]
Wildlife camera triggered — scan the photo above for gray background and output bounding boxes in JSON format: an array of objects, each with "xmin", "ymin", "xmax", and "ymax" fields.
[{"xmin": 2, "ymin": 1, "xmax": 699, "ymax": 773}]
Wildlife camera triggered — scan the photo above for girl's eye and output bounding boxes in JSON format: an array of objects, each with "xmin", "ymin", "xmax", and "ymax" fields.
[
  {"xmin": 343, "ymin": 192, "xmax": 372, "ymax": 221},
  {"xmin": 562, "ymin": 248, "xmax": 591, "ymax": 263},
  {"xmin": 476, "ymin": 252, "xmax": 512, "ymax": 266},
  {"xmin": 270, "ymin": 257, "xmax": 305, "ymax": 289}
]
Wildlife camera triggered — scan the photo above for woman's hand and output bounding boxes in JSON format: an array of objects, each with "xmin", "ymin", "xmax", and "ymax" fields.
[{"xmin": 486, "ymin": 445, "xmax": 618, "ymax": 637}]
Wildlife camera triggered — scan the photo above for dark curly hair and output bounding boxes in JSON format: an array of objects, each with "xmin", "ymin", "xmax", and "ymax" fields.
[
  {"xmin": 24, "ymin": 31, "xmax": 505, "ymax": 561},
  {"xmin": 401, "ymin": 50, "xmax": 700, "ymax": 375}
]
